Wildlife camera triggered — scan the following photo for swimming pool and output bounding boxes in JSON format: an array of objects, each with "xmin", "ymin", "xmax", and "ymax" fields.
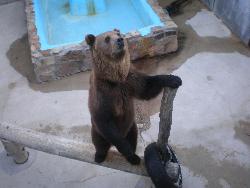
[{"xmin": 34, "ymin": 0, "xmax": 164, "ymax": 50}]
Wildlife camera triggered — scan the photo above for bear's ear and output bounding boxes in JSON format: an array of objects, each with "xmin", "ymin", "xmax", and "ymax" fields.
[
  {"xmin": 114, "ymin": 28, "xmax": 120, "ymax": 33},
  {"xmin": 85, "ymin": 34, "xmax": 96, "ymax": 47}
]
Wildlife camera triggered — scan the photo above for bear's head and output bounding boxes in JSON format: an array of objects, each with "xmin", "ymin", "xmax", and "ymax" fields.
[{"xmin": 85, "ymin": 29, "xmax": 130, "ymax": 82}]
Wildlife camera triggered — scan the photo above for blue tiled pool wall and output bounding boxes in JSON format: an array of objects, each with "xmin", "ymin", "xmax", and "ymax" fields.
[
  {"xmin": 69, "ymin": 0, "xmax": 107, "ymax": 16},
  {"xmin": 34, "ymin": 0, "xmax": 164, "ymax": 50},
  {"xmin": 34, "ymin": 0, "xmax": 49, "ymax": 50},
  {"xmin": 131, "ymin": 0, "xmax": 163, "ymax": 36}
]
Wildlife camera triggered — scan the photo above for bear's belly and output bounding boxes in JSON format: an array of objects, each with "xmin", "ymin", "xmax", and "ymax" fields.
[
  {"xmin": 89, "ymin": 84, "xmax": 135, "ymax": 138},
  {"xmin": 113, "ymin": 100, "xmax": 135, "ymax": 137}
]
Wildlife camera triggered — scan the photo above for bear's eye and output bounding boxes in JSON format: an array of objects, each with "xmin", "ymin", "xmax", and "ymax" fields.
[{"xmin": 105, "ymin": 36, "xmax": 111, "ymax": 43}]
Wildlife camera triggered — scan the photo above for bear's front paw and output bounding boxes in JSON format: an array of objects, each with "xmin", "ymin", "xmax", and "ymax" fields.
[
  {"xmin": 166, "ymin": 75, "xmax": 182, "ymax": 89},
  {"xmin": 95, "ymin": 152, "xmax": 107, "ymax": 163},
  {"xmin": 126, "ymin": 154, "xmax": 141, "ymax": 165}
]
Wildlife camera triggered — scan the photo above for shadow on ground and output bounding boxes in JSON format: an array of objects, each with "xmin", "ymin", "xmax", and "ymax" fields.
[{"xmin": 6, "ymin": 34, "xmax": 90, "ymax": 92}]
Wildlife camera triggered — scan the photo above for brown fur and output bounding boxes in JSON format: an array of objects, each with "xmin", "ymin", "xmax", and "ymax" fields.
[
  {"xmin": 91, "ymin": 31, "xmax": 130, "ymax": 82},
  {"xmin": 86, "ymin": 30, "xmax": 182, "ymax": 165}
]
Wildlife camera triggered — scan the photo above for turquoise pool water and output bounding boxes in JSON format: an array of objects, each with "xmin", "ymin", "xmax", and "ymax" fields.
[{"xmin": 34, "ymin": 0, "xmax": 163, "ymax": 50}]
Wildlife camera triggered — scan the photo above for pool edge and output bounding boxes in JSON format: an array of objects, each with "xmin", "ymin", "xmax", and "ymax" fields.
[{"xmin": 25, "ymin": 0, "xmax": 178, "ymax": 82}]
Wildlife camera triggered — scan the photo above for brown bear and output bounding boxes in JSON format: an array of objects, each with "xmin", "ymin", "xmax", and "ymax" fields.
[{"xmin": 86, "ymin": 29, "xmax": 182, "ymax": 165}]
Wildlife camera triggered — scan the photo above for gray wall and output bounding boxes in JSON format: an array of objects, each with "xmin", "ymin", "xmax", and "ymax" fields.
[
  {"xmin": 202, "ymin": 0, "xmax": 250, "ymax": 46},
  {"xmin": 0, "ymin": 0, "xmax": 20, "ymax": 5}
]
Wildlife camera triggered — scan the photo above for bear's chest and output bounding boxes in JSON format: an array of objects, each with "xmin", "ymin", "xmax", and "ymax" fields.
[
  {"xmin": 112, "ymin": 94, "xmax": 134, "ymax": 136},
  {"xmin": 112, "ymin": 88, "xmax": 131, "ymax": 117},
  {"xmin": 112, "ymin": 87, "xmax": 133, "ymax": 115}
]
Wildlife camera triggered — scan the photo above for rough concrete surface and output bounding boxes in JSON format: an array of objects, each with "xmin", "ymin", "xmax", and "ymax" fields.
[
  {"xmin": 0, "ymin": 0, "xmax": 250, "ymax": 188},
  {"xmin": 0, "ymin": 0, "xmax": 19, "ymax": 5},
  {"xmin": 186, "ymin": 9, "xmax": 231, "ymax": 38}
]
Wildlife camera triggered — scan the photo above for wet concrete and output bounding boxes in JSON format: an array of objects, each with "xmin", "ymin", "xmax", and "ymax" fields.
[
  {"xmin": 7, "ymin": 34, "xmax": 36, "ymax": 83},
  {"xmin": 8, "ymin": 82, "xmax": 16, "ymax": 90},
  {"xmin": 175, "ymin": 146, "xmax": 250, "ymax": 188},
  {"xmin": 234, "ymin": 120, "xmax": 250, "ymax": 146}
]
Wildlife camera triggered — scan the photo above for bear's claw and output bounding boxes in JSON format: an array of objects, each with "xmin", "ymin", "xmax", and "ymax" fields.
[
  {"xmin": 126, "ymin": 154, "xmax": 141, "ymax": 165},
  {"xmin": 168, "ymin": 75, "xmax": 182, "ymax": 88},
  {"xmin": 95, "ymin": 153, "xmax": 107, "ymax": 163}
]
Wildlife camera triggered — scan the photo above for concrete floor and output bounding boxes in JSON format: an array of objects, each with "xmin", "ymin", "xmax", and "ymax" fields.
[{"xmin": 0, "ymin": 0, "xmax": 250, "ymax": 188}]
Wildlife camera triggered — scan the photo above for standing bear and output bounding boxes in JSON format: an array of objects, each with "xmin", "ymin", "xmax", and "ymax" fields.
[{"xmin": 86, "ymin": 30, "xmax": 182, "ymax": 165}]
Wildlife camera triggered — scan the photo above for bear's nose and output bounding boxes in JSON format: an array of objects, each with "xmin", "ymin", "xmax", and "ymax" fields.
[{"xmin": 117, "ymin": 38, "xmax": 124, "ymax": 48}]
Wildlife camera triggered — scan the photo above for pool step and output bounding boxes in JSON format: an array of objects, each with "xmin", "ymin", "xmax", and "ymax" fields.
[{"xmin": 69, "ymin": 0, "xmax": 106, "ymax": 16}]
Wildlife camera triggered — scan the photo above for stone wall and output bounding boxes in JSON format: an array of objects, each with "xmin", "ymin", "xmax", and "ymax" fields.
[{"xmin": 201, "ymin": 0, "xmax": 250, "ymax": 47}]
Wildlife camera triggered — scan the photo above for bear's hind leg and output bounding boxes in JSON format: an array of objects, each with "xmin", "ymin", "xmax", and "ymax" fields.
[
  {"xmin": 126, "ymin": 122, "xmax": 138, "ymax": 153},
  {"xmin": 91, "ymin": 127, "xmax": 111, "ymax": 163}
]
